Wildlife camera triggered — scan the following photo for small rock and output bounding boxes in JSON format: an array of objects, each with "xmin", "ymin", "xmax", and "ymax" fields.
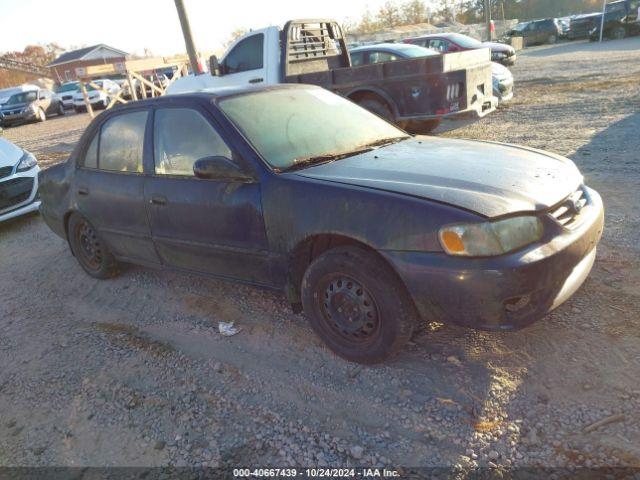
[
  {"xmin": 350, "ymin": 445, "xmax": 364, "ymax": 460},
  {"xmin": 488, "ymin": 450, "xmax": 500, "ymax": 461},
  {"xmin": 154, "ymin": 440, "xmax": 166, "ymax": 450},
  {"xmin": 33, "ymin": 446, "xmax": 46, "ymax": 456},
  {"xmin": 6, "ymin": 419, "xmax": 16, "ymax": 428}
]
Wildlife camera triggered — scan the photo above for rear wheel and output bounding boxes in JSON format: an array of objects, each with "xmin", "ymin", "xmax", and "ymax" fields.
[
  {"xmin": 547, "ymin": 34, "xmax": 557, "ymax": 44},
  {"xmin": 68, "ymin": 213, "xmax": 119, "ymax": 279},
  {"xmin": 357, "ymin": 97, "xmax": 394, "ymax": 123},
  {"xmin": 301, "ymin": 246, "xmax": 417, "ymax": 364}
]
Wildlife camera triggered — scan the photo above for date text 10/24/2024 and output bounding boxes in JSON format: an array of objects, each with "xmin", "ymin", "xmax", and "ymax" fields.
[{"xmin": 233, "ymin": 468, "xmax": 401, "ymax": 478}]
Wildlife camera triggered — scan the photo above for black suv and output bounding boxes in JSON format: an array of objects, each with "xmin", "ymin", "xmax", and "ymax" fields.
[{"xmin": 505, "ymin": 19, "xmax": 563, "ymax": 46}]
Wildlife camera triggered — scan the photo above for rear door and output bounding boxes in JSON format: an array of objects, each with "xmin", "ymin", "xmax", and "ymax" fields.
[
  {"xmin": 143, "ymin": 103, "xmax": 271, "ymax": 284},
  {"xmin": 74, "ymin": 108, "xmax": 160, "ymax": 265}
]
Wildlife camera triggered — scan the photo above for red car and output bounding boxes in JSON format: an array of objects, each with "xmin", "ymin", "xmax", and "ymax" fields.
[{"xmin": 403, "ymin": 32, "xmax": 516, "ymax": 66}]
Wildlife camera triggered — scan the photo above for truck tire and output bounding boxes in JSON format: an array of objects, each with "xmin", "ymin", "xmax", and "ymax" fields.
[
  {"xmin": 301, "ymin": 246, "xmax": 417, "ymax": 364},
  {"xmin": 404, "ymin": 119, "xmax": 441, "ymax": 135},
  {"xmin": 357, "ymin": 97, "xmax": 394, "ymax": 123}
]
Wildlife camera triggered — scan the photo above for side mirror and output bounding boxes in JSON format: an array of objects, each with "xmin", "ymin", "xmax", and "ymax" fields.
[
  {"xmin": 193, "ymin": 156, "xmax": 254, "ymax": 182},
  {"xmin": 209, "ymin": 55, "xmax": 222, "ymax": 77}
]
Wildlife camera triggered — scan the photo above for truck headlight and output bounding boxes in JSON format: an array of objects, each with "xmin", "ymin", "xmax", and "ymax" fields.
[
  {"xmin": 22, "ymin": 104, "xmax": 36, "ymax": 114},
  {"xmin": 439, "ymin": 216, "xmax": 543, "ymax": 256},
  {"xmin": 16, "ymin": 151, "xmax": 38, "ymax": 172}
]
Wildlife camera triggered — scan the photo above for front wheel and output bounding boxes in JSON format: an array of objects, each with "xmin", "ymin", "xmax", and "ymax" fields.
[
  {"xmin": 301, "ymin": 246, "xmax": 417, "ymax": 364},
  {"xmin": 58, "ymin": 103, "xmax": 65, "ymax": 116},
  {"xmin": 67, "ymin": 213, "xmax": 120, "ymax": 279},
  {"xmin": 37, "ymin": 107, "xmax": 46, "ymax": 122}
]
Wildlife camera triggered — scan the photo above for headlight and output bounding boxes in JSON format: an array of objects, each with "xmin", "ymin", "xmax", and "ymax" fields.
[
  {"xmin": 439, "ymin": 216, "xmax": 543, "ymax": 257},
  {"xmin": 22, "ymin": 104, "xmax": 36, "ymax": 113},
  {"xmin": 16, "ymin": 151, "xmax": 38, "ymax": 172}
]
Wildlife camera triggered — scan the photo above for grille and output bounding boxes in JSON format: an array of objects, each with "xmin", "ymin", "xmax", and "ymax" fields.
[
  {"xmin": 446, "ymin": 83, "xmax": 462, "ymax": 101},
  {"xmin": 0, "ymin": 177, "xmax": 34, "ymax": 211},
  {"xmin": 549, "ymin": 187, "xmax": 587, "ymax": 228},
  {"xmin": 0, "ymin": 166, "xmax": 13, "ymax": 179}
]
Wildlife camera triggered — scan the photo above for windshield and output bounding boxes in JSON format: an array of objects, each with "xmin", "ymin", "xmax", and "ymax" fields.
[
  {"xmin": 219, "ymin": 87, "xmax": 408, "ymax": 171},
  {"xmin": 448, "ymin": 33, "xmax": 483, "ymax": 48},
  {"xmin": 57, "ymin": 83, "xmax": 79, "ymax": 92},
  {"xmin": 85, "ymin": 81, "xmax": 102, "ymax": 92},
  {"xmin": 7, "ymin": 91, "xmax": 37, "ymax": 104},
  {"xmin": 513, "ymin": 22, "xmax": 528, "ymax": 31}
]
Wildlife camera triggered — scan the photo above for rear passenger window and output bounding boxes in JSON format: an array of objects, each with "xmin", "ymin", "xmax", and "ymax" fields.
[
  {"xmin": 99, "ymin": 111, "xmax": 147, "ymax": 173},
  {"xmin": 82, "ymin": 134, "xmax": 98, "ymax": 168},
  {"xmin": 154, "ymin": 108, "xmax": 232, "ymax": 176},
  {"xmin": 351, "ymin": 52, "xmax": 364, "ymax": 67}
]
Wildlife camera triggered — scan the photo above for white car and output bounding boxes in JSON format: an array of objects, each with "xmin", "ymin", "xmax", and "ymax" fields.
[
  {"xmin": 55, "ymin": 81, "xmax": 80, "ymax": 110},
  {"xmin": 0, "ymin": 136, "xmax": 40, "ymax": 222},
  {"xmin": 492, "ymin": 62, "xmax": 514, "ymax": 103},
  {"xmin": 72, "ymin": 79, "xmax": 121, "ymax": 112}
]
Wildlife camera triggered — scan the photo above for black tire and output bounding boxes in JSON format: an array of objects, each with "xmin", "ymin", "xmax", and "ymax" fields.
[
  {"xmin": 74, "ymin": 107, "xmax": 82, "ymax": 114},
  {"xmin": 67, "ymin": 213, "xmax": 119, "ymax": 279},
  {"xmin": 301, "ymin": 246, "xmax": 417, "ymax": 364},
  {"xmin": 58, "ymin": 102, "xmax": 65, "ymax": 116},
  {"xmin": 357, "ymin": 97, "xmax": 394, "ymax": 123}
]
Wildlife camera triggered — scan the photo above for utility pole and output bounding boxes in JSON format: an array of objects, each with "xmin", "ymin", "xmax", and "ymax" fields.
[
  {"xmin": 484, "ymin": 0, "xmax": 493, "ymax": 41},
  {"xmin": 174, "ymin": 0, "xmax": 201, "ymax": 74},
  {"xmin": 599, "ymin": 0, "xmax": 607, "ymax": 42}
]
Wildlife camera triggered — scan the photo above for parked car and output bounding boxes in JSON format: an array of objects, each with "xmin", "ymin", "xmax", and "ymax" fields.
[
  {"xmin": 403, "ymin": 32, "xmax": 517, "ymax": 66},
  {"xmin": 55, "ymin": 81, "xmax": 80, "ymax": 110},
  {"xmin": 568, "ymin": 13, "xmax": 603, "ymax": 40},
  {"xmin": 0, "ymin": 136, "xmax": 40, "ymax": 222},
  {"xmin": 72, "ymin": 79, "xmax": 121, "ymax": 112},
  {"xmin": 504, "ymin": 18, "xmax": 563, "ymax": 46},
  {"xmin": 0, "ymin": 88, "xmax": 64, "ymax": 127},
  {"xmin": 39, "ymin": 85, "xmax": 604, "ymax": 364},
  {"xmin": 350, "ymin": 44, "xmax": 514, "ymax": 106},
  {"xmin": 589, "ymin": 0, "xmax": 640, "ymax": 40},
  {"xmin": 0, "ymin": 84, "xmax": 39, "ymax": 107},
  {"xmin": 167, "ymin": 19, "xmax": 497, "ymax": 134}
]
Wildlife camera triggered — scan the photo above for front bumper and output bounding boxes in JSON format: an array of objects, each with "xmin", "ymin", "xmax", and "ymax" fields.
[
  {"xmin": 494, "ymin": 54, "xmax": 516, "ymax": 66},
  {"xmin": 382, "ymin": 186, "xmax": 604, "ymax": 330},
  {"xmin": 0, "ymin": 167, "xmax": 41, "ymax": 222},
  {"xmin": 0, "ymin": 110, "xmax": 37, "ymax": 125}
]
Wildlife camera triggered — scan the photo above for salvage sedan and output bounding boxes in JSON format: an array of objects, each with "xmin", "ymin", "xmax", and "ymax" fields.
[{"xmin": 38, "ymin": 85, "xmax": 604, "ymax": 364}]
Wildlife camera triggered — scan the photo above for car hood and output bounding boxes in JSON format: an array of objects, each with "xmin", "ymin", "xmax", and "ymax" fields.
[
  {"xmin": 0, "ymin": 137, "xmax": 23, "ymax": 168},
  {"xmin": 1, "ymin": 102, "xmax": 29, "ymax": 112},
  {"xmin": 293, "ymin": 137, "xmax": 582, "ymax": 218},
  {"xmin": 482, "ymin": 41, "xmax": 514, "ymax": 52}
]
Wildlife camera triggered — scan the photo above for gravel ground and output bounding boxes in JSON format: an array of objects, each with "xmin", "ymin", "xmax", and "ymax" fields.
[{"xmin": 1, "ymin": 38, "xmax": 639, "ymax": 472}]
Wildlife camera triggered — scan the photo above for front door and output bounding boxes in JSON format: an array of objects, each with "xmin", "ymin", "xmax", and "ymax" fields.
[
  {"xmin": 218, "ymin": 32, "xmax": 267, "ymax": 86},
  {"xmin": 143, "ymin": 105, "xmax": 271, "ymax": 285},
  {"xmin": 74, "ymin": 109, "xmax": 160, "ymax": 266}
]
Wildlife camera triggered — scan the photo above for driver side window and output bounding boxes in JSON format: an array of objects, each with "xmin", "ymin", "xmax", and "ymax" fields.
[
  {"xmin": 153, "ymin": 108, "xmax": 232, "ymax": 176},
  {"xmin": 223, "ymin": 34, "xmax": 264, "ymax": 74}
]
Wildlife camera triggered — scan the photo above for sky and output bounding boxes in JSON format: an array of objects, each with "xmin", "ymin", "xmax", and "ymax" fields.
[{"xmin": 1, "ymin": 0, "xmax": 392, "ymax": 56}]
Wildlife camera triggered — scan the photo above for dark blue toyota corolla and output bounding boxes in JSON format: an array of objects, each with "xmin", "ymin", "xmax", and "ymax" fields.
[{"xmin": 39, "ymin": 84, "xmax": 604, "ymax": 364}]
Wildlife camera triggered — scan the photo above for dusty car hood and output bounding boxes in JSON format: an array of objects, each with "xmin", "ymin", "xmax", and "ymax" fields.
[
  {"xmin": 481, "ymin": 41, "xmax": 514, "ymax": 52},
  {"xmin": 0, "ymin": 137, "xmax": 23, "ymax": 168},
  {"xmin": 294, "ymin": 137, "xmax": 582, "ymax": 218}
]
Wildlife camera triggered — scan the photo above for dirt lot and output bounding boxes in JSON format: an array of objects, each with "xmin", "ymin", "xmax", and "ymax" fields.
[{"xmin": 1, "ymin": 39, "xmax": 639, "ymax": 472}]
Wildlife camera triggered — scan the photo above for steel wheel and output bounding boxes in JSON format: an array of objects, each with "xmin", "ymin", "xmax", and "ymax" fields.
[
  {"xmin": 319, "ymin": 274, "xmax": 381, "ymax": 347},
  {"xmin": 75, "ymin": 220, "xmax": 103, "ymax": 271}
]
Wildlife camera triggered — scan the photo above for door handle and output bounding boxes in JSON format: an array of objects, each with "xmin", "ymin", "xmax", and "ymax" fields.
[
  {"xmin": 249, "ymin": 77, "xmax": 264, "ymax": 84},
  {"xmin": 150, "ymin": 195, "xmax": 167, "ymax": 205},
  {"xmin": 78, "ymin": 187, "xmax": 89, "ymax": 195}
]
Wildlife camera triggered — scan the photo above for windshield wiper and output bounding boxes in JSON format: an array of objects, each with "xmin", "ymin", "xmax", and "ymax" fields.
[
  {"xmin": 280, "ymin": 136, "xmax": 410, "ymax": 173},
  {"xmin": 281, "ymin": 147, "xmax": 375, "ymax": 172}
]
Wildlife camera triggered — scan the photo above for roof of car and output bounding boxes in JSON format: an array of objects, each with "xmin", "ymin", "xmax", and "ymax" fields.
[{"xmin": 111, "ymin": 83, "xmax": 319, "ymax": 110}]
